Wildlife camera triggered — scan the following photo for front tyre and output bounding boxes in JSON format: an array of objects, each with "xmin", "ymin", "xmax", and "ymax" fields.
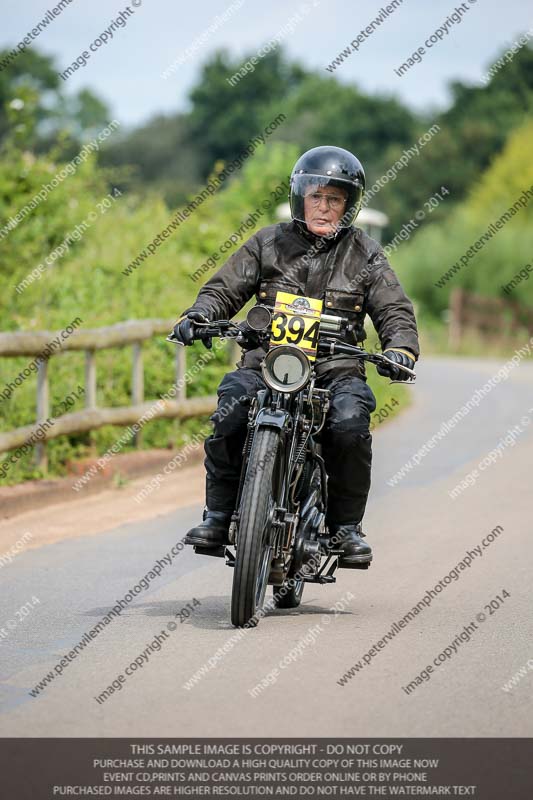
[{"xmin": 231, "ymin": 428, "xmax": 281, "ymax": 628}]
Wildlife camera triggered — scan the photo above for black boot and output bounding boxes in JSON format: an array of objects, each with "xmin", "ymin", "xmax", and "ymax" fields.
[
  {"xmin": 329, "ymin": 522, "xmax": 372, "ymax": 566},
  {"xmin": 184, "ymin": 510, "xmax": 232, "ymax": 548}
]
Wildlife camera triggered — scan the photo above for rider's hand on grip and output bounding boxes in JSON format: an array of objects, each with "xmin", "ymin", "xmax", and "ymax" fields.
[
  {"xmin": 173, "ymin": 312, "xmax": 210, "ymax": 347},
  {"xmin": 376, "ymin": 348, "xmax": 415, "ymax": 381}
]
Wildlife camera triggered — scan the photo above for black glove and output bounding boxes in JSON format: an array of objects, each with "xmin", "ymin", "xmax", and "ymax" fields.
[
  {"xmin": 377, "ymin": 348, "xmax": 415, "ymax": 381},
  {"xmin": 173, "ymin": 311, "xmax": 211, "ymax": 348}
]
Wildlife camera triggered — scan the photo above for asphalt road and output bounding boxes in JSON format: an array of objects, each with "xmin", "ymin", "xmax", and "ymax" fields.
[{"xmin": 1, "ymin": 356, "xmax": 532, "ymax": 737}]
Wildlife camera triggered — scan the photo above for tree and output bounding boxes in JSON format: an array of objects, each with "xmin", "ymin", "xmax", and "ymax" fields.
[
  {"xmin": 0, "ymin": 48, "xmax": 112, "ymax": 151},
  {"xmin": 372, "ymin": 42, "xmax": 533, "ymax": 237},
  {"xmin": 394, "ymin": 119, "xmax": 533, "ymax": 319},
  {"xmin": 188, "ymin": 49, "xmax": 305, "ymax": 176},
  {"xmin": 268, "ymin": 74, "xmax": 418, "ymax": 173},
  {"xmin": 99, "ymin": 113, "xmax": 201, "ymax": 207}
]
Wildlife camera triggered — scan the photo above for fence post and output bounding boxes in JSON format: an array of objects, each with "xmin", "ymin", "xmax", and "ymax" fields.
[
  {"xmin": 35, "ymin": 358, "xmax": 49, "ymax": 471},
  {"xmin": 85, "ymin": 350, "xmax": 97, "ymax": 409},
  {"xmin": 85, "ymin": 350, "xmax": 97, "ymax": 455},
  {"xmin": 132, "ymin": 342, "xmax": 144, "ymax": 447},
  {"xmin": 448, "ymin": 288, "xmax": 464, "ymax": 350},
  {"xmin": 175, "ymin": 346, "xmax": 186, "ymax": 402}
]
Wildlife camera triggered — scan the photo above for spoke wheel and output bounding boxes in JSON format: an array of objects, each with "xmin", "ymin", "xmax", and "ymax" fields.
[{"xmin": 231, "ymin": 428, "xmax": 281, "ymax": 628}]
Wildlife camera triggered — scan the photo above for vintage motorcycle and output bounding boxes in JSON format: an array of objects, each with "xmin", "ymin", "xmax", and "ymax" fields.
[{"xmin": 168, "ymin": 292, "xmax": 415, "ymax": 627}]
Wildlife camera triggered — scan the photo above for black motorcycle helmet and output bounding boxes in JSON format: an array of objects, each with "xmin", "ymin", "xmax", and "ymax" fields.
[{"xmin": 289, "ymin": 145, "xmax": 365, "ymax": 232}]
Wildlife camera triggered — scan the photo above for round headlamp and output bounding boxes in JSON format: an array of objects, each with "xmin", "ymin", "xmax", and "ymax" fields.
[{"xmin": 261, "ymin": 345, "xmax": 311, "ymax": 394}]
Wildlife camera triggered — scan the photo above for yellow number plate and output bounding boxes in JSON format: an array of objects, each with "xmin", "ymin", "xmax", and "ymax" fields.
[{"xmin": 269, "ymin": 291, "xmax": 323, "ymax": 361}]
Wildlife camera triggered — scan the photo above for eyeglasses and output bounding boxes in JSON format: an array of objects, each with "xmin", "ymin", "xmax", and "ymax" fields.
[{"xmin": 306, "ymin": 192, "xmax": 347, "ymax": 210}]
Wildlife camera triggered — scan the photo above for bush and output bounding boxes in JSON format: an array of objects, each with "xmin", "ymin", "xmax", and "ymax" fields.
[{"xmin": 394, "ymin": 120, "xmax": 533, "ymax": 318}]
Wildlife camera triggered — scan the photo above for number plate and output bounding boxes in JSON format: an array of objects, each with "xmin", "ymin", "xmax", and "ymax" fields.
[{"xmin": 269, "ymin": 292, "xmax": 323, "ymax": 361}]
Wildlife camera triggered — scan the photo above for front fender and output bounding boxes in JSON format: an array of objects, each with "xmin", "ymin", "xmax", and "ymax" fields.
[{"xmin": 255, "ymin": 407, "xmax": 291, "ymax": 431}]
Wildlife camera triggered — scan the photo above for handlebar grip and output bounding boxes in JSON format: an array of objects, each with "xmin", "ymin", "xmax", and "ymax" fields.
[
  {"xmin": 166, "ymin": 319, "xmax": 212, "ymax": 346},
  {"xmin": 194, "ymin": 327, "xmax": 210, "ymax": 340},
  {"xmin": 379, "ymin": 355, "xmax": 416, "ymax": 379}
]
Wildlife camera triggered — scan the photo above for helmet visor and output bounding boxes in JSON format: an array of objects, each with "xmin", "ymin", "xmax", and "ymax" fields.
[{"xmin": 289, "ymin": 174, "xmax": 363, "ymax": 232}]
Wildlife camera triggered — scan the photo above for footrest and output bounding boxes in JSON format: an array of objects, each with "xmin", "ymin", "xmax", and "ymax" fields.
[
  {"xmin": 303, "ymin": 575, "xmax": 337, "ymax": 584},
  {"xmin": 193, "ymin": 545, "xmax": 226, "ymax": 558}
]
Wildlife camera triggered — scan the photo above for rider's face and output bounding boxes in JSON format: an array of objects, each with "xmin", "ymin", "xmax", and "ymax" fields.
[{"xmin": 304, "ymin": 185, "xmax": 348, "ymax": 236}]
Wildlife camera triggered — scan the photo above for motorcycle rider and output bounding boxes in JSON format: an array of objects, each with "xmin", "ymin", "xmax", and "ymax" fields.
[{"xmin": 174, "ymin": 146, "xmax": 419, "ymax": 566}]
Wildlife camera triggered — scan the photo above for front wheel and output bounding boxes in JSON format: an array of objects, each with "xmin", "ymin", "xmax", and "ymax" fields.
[{"xmin": 231, "ymin": 427, "xmax": 281, "ymax": 628}]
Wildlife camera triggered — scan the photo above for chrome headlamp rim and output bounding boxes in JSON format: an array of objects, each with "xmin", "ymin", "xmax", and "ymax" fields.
[{"xmin": 261, "ymin": 345, "xmax": 312, "ymax": 394}]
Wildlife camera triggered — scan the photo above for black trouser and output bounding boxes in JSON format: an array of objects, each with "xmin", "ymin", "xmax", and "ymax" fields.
[{"xmin": 204, "ymin": 366, "xmax": 376, "ymax": 526}]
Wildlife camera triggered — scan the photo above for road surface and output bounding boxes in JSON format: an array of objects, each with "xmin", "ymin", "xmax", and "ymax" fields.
[{"xmin": 1, "ymin": 356, "xmax": 532, "ymax": 736}]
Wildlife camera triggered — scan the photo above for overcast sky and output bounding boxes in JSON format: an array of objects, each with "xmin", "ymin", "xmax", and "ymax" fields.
[{"xmin": 3, "ymin": 0, "xmax": 531, "ymax": 128}]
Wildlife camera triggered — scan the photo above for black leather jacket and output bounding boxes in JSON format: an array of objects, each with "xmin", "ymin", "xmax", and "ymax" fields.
[{"xmin": 180, "ymin": 221, "xmax": 420, "ymax": 378}]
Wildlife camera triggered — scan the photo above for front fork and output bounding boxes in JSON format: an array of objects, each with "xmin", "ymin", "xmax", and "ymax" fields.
[
  {"xmin": 228, "ymin": 390, "xmax": 292, "ymax": 546},
  {"xmin": 227, "ymin": 389, "xmax": 334, "ymax": 582}
]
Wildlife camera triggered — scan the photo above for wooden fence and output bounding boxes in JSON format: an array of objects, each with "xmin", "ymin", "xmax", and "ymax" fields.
[
  {"xmin": 0, "ymin": 319, "xmax": 235, "ymax": 469},
  {"xmin": 449, "ymin": 288, "xmax": 533, "ymax": 348}
]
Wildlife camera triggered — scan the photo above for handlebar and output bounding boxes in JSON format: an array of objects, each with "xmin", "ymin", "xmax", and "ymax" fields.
[
  {"xmin": 315, "ymin": 339, "xmax": 416, "ymax": 379},
  {"xmin": 166, "ymin": 319, "xmax": 242, "ymax": 347},
  {"xmin": 166, "ymin": 317, "xmax": 416, "ymax": 382}
]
